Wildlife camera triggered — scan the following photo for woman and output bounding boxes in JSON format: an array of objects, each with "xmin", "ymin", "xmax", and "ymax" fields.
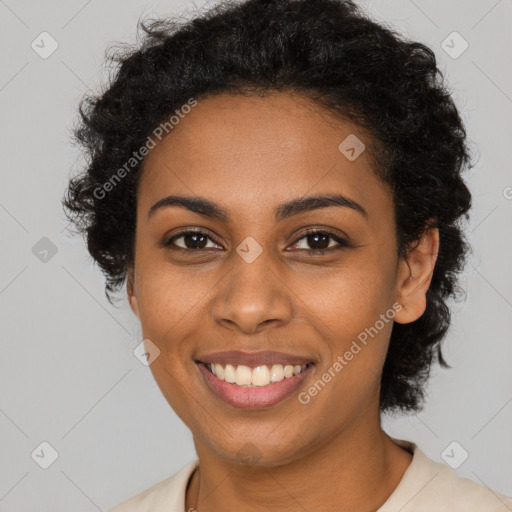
[{"xmin": 62, "ymin": 0, "xmax": 512, "ymax": 510}]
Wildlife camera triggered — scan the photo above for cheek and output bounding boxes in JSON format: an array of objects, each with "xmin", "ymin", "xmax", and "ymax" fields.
[
  {"xmin": 303, "ymin": 251, "xmax": 397, "ymax": 378},
  {"xmin": 134, "ymin": 269, "xmax": 205, "ymax": 416},
  {"xmin": 300, "ymin": 287, "xmax": 394, "ymax": 418},
  {"xmin": 298, "ymin": 256, "xmax": 395, "ymax": 332},
  {"xmin": 135, "ymin": 252, "xmax": 203, "ymax": 325}
]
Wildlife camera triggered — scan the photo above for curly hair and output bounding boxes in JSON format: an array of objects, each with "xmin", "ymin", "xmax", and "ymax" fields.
[{"xmin": 62, "ymin": 0, "xmax": 474, "ymax": 414}]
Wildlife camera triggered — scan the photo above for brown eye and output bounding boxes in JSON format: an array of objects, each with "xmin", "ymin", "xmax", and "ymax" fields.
[
  {"xmin": 288, "ymin": 230, "xmax": 352, "ymax": 253},
  {"xmin": 164, "ymin": 230, "xmax": 222, "ymax": 250}
]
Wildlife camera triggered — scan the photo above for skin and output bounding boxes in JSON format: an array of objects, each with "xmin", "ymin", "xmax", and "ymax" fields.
[{"xmin": 126, "ymin": 91, "xmax": 439, "ymax": 512}]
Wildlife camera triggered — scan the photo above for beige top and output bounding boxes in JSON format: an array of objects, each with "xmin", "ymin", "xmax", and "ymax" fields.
[{"xmin": 108, "ymin": 439, "xmax": 512, "ymax": 511}]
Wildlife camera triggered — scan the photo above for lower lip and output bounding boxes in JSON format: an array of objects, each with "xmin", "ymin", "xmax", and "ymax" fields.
[{"xmin": 197, "ymin": 362, "xmax": 314, "ymax": 409}]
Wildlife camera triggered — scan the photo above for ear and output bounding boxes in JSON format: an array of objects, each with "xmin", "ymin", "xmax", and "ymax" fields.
[
  {"xmin": 394, "ymin": 223, "xmax": 440, "ymax": 325},
  {"xmin": 126, "ymin": 265, "xmax": 140, "ymax": 319}
]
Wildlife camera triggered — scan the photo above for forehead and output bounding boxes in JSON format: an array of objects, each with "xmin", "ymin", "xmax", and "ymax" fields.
[{"xmin": 138, "ymin": 91, "xmax": 392, "ymax": 222}]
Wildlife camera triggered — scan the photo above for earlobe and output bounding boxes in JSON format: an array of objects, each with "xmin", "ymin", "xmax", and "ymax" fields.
[
  {"xmin": 394, "ymin": 225, "xmax": 439, "ymax": 325},
  {"xmin": 128, "ymin": 293, "xmax": 140, "ymax": 319},
  {"xmin": 126, "ymin": 267, "xmax": 140, "ymax": 319}
]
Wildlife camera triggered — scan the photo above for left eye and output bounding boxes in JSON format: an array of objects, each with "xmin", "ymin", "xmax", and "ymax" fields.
[{"xmin": 288, "ymin": 230, "xmax": 350, "ymax": 252}]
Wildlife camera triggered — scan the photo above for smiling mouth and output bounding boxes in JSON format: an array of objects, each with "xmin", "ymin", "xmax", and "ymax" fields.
[
  {"xmin": 197, "ymin": 361, "xmax": 315, "ymax": 388},
  {"xmin": 196, "ymin": 360, "xmax": 315, "ymax": 409}
]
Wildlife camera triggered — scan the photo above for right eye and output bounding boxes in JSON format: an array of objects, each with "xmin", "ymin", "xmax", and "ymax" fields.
[{"xmin": 163, "ymin": 229, "xmax": 223, "ymax": 251}]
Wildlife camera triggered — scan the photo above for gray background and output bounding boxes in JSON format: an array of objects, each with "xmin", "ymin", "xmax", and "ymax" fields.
[{"xmin": 0, "ymin": 0, "xmax": 511, "ymax": 510}]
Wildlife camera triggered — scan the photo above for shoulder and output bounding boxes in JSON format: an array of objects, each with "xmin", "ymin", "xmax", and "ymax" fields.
[
  {"xmin": 423, "ymin": 460, "xmax": 512, "ymax": 511},
  {"xmin": 107, "ymin": 459, "xmax": 199, "ymax": 512},
  {"xmin": 380, "ymin": 439, "xmax": 512, "ymax": 512}
]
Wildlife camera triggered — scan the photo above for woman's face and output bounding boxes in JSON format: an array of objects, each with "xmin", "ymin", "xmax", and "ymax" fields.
[{"xmin": 127, "ymin": 91, "xmax": 429, "ymax": 465}]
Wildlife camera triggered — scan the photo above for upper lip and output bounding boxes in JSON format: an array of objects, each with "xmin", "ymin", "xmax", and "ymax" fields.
[{"xmin": 196, "ymin": 350, "xmax": 314, "ymax": 367}]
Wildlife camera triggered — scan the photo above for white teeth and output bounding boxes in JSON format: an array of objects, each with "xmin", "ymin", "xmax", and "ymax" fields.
[
  {"xmin": 214, "ymin": 363, "xmax": 225, "ymax": 380},
  {"xmin": 284, "ymin": 365, "xmax": 294, "ymax": 378},
  {"xmin": 251, "ymin": 366, "xmax": 270, "ymax": 386},
  {"xmin": 270, "ymin": 364, "xmax": 284, "ymax": 382},
  {"xmin": 206, "ymin": 362, "xmax": 309, "ymax": 387},
  {"xmin": 224, "ymin": 364, "xmax": 236, "ymax": 383},
  {"xmin": 235, "ymin": 365, "xmax": 252, "ymax": 385}
]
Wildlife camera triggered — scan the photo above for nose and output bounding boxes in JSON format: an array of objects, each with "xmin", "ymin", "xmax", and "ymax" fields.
[{"xmin": 210, "ymin": 252, "xmax": 294, "ymax": 335}]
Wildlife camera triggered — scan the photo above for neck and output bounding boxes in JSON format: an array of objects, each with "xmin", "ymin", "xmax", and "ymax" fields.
[{"xmin": 185, "ymin": 416, "xmax": 413, "ymax": 512}]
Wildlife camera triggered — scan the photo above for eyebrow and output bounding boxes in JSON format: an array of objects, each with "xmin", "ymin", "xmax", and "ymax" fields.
[{"xmin": 147, "ymin": 193, "xmax": 368, "ymax": 222}]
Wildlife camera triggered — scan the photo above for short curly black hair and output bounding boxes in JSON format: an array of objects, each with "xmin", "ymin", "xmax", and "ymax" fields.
[{"xmin": 62, "ymin": 0, "xmax": 474, "ymax": 414}]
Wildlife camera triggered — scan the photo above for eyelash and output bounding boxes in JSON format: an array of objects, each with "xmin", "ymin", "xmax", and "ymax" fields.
[{"xmin": 163, "ymin": 228, "xmax": 352, "ymax": 255}]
